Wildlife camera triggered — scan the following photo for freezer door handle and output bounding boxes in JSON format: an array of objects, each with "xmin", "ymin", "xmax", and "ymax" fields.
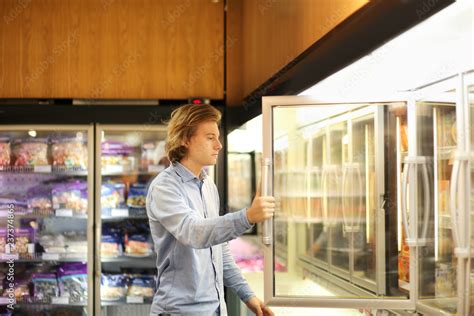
[
  {"xmin": 449, "ymin": 151, "xmax": 470, "ymax": 257},
  {"xmin": 401, "ymin": 161, "xmax": 414, "ymax": 245},
  {"xmin": 262, "ymin": 158, "xmax": 273, "ymax": 245}
]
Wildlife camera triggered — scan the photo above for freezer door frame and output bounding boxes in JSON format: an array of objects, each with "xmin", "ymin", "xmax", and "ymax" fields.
[
  {"xmin": 94, "ymin": 124, "xmax": 167, "ymax": 315},
  {"xmin": 262, "ymin": 96, "xmax": 416, "ymax": 310},
  {"xmin": 0, "ymin": 124, "xmax": 95, "ymax": 316}
]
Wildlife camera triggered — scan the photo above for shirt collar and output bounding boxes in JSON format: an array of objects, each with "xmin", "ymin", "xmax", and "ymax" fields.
[{"xmin": 173, "ymin": 162, "xmax": 207, "ymax": 182}]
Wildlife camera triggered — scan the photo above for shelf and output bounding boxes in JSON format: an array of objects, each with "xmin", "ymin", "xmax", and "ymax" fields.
[
  {"xmin": 101, "ymin": 296, "xmax": 153, "ymax": 306},
  {"xmin": 101, "ymin": 254, "xmax": 156, "ymax": 263},
  {"xmin": 0, "ymin": 253, "xmax": 87, "ymax": 263},
  {"xmin": 101, "ymin": 207, "xmax": 147, "ymax": 220},
  {"xmin": 0, "ymin": 209, "xmax": 88, "ymax": 219},
  {"xmin": 101, "ymin": 165, "xmax": 164, "ymax": 176},
  {"xmin": 0, "ymin": 297, "xmax": 87, "ymax": 307},
  {"xmin": 0, "ymin": 165, "xmax": 88, "ymax": 175}
]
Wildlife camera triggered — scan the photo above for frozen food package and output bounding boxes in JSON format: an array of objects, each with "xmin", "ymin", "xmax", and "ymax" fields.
[
  {"xmin": 58, "ymin": 263, "xmax": 88, "ymax": 303},
  {"xmin": 0, "ymin": 228, "xmax": 5, "ymax": 253},
  {"xmin": 140, "ymin": 140, "xmax": 166, "ymax": 168},
  {"xmin": 126, "ymin": 183, "xmax": 147, "ymax": 208},
  {"xmin": 124, "ymin": 233, "xmax": 152, "ymax": 256},
  {"xmin": 52, "ymin": 137, "xmax": 88, "ymax": 169},
  {"xmin": 10, "ymin": 227, "xmax": 36, "ymax": 254},
  {"xmin": 39, "ymin": 233, "xmax": 67, "ymax": 254},
  {"xmin": 32, "ymin": 272, "xmax": 59, "ymax": 301},
  {"xmin": 101, "ymin": 274, "xmax": 128, "ymax": 301},
  {"xmin": 12, "ymin": 138, "xmax": 49, "ymax": 167},
  {"xmin": 27, "ymin": 184, "xmax": 53, "ymax": 212},
  {"xmin": 101, "ymin": 140, "xmax": 135, "ymax": 170},
  {"xmin": 101, "ymin": 226, "xmax": 123, "ymax": 258},
  {"xmin": 101, "ymin": 182, "xmax": 126, "ymax": 209},
  {"xmin": 0, "ymin": 195, "xmax": 29, "ymax": 216},
  {"xmin": 2, "ymin": 277, "xmax": 31, "ymax": 301},
  {"xmin": 127, "ymin": 275, "xmax": 155, "ymax": 298},
  {"xmin": 63, "ymin": 231, "xmax": 87, "ymax": 255},
  {"xmin": 52, "ymin": 181, "xmax": 88, "ymax": 215},
  {"xmin": 0, "ymin": 137, "xmax": 11, "ymax": 167}
]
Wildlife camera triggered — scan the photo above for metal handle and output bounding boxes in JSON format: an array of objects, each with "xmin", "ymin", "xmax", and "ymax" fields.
[
  {"xmin": 262, "ymin": 158, "xmax": 272, "ymax": 245},
  {"xmin": 354, "ymin": 165, "xmax": 363, "ymax": 232},
  {"xmin": 321, "ymin": 167, "xmax": 329, "ymax": 232},
  {"xmin": 341, "ymin": 165, "xmax": 350, "ymax": 232},
  {"xmin": 449, "ymin": 155, "xmax": 462, "ymax": 248},
  {"xmin": 420, "ymin": 163, "xmax": 430, "ymax": 242},
  {"xmin": 401, "ymin": 162, "xmax": 413, "ymax": 244}
]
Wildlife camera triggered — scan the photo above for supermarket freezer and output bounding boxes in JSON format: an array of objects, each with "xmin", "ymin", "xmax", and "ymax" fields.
[{"xmin": 259, "ymin": 71, "xmax": 473, "ymax": 315}]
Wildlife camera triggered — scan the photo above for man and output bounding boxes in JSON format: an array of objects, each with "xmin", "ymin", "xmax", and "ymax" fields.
[{"xmin": 146, "ymin": 104, "xmax": 275, "ymax": 316}]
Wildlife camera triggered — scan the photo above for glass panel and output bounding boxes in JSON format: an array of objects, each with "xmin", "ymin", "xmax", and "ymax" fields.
[
  {"xmin": 416, "ymin": 83, "xmax": 459, "ymax": 314},
  {"xmin": 351, "ymin": 115, "xmax": 376, "ymax": 285},
  {"xmin": 99, "ymin": 127, "xmax": 167, "ymax": 312},
  {"xmin": 468, "ymin": 78, "xmax": 474, "ymax": 315},
  {"xmin": 273, "ymin": 104, "xmax": 408, "ymax": 299},
  {"xmin": 228, "ymin": 153, "xmax": 253, "ymax": 212},
  {"xmin": 0, "ymin": 127, "xmax": 91, "ymax": 315}
]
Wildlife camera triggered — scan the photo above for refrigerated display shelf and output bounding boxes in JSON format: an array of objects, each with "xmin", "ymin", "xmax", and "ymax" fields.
[
  {"xmin": 101, "ymin": 169, "xmax": 161, "ymax": 177},
  {"xmin": 0, "ymin": 297, "xmax": 87, "ymax": 307},
  {"xmin": 0, "ymin": 165, "xmax": 88, "ymax": 175},
  {"xmin": 101, "ymin": 254, "xmax": 156, "ymax": 263},
  {"xmin": 100, "ymin": 296, "xmax": 153, "ymax": 306},
  {"xmin": 101, "ymin": 207, "xmax": 147, "ymax": 220},
  {"xmin": 0, "ymin": 209, "xmax": 88, "ymax": 219},
  {"xmin": 0, "ymin": 253, "xmax": 87, "ymax": 262}
]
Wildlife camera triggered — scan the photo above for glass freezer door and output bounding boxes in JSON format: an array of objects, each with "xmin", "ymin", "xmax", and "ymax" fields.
[{"xmin": 262, "ymin": 96, "xmax": 415, "ymax": 310}]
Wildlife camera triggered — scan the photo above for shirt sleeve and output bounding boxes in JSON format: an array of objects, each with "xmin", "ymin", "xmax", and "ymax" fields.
[
  {"xmin": 147, "ymin": 179, "xmax": 253, "ymax": 249},
  {"xmin": 221, "ymin": 242, "xmax": 255, "ymax": 302}
]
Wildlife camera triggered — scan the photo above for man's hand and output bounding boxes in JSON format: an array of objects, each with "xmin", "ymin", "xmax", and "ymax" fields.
[
  {"xmin": 245, "ymin": 296, "xmax": 274, "ymax": 316},
  {"xmin": 246, "ymin": 187, "xmax": 276, "ymax": 224}
]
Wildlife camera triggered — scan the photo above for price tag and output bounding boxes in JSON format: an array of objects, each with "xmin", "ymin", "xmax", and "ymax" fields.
[
  {"xmin": 42, "ymin": 253, "xmax": 60, "ymax": 261},
  {"xmin": 0, "ymin": 297, "xmax": 12, "ymax": 305},
  {"xmin": 111, "ymin": 208, "xmax": 129, "ymax": 217},
  {"xmin": 148, "ymin": 165, "xmax": 164, "ymax": 173},
  {"xmin": 52, "ymin": 297, "xmax": 69, "ymax": 304},
  {"xmin": 104, "ymin": 165, "xmax": 123, "ymax": 173},
  {"xmin": 34, "ymin": 165, "xmax": 52, "ymax": 173},
  {"xmin": 56, "ymin": 209, "xmax": 73, "ymax": 217},
  {"xmin": 126, "ymin": 296, "xmax": 144, "ymax": 304},
  {"xmin": 0, "ymin": 253, "xmax": 18, "ymax": 260}
]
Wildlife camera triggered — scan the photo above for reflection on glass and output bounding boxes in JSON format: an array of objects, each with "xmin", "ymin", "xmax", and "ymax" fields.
[
  {"xmin": 272, "ymin": 104, "xmax": 407, "ymax": 299},
  {"xmin": 228, "ymin": 153, "xmax": 253, "ymax": 212}
]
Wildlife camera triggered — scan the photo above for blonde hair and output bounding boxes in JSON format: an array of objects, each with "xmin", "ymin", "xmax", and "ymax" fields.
[{"xmin": 166, "ymin": 104, "xmax": 222, "ymax": 163}]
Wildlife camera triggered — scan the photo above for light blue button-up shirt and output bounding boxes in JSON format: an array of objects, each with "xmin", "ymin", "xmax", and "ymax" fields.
[{"xmin": 146, "ymin": 162, "xmax": 255, "ymax": 316}]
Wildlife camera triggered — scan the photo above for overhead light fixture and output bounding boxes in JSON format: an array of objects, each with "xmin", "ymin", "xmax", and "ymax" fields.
[{"xmin": 28, "ymin": 130, "xmax": 37, "ymax": 137}]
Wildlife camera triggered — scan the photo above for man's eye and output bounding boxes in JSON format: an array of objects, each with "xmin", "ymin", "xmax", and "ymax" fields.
[{"xmin": 208, "ymin": 137, "xmax": 214, "ymax": 140}]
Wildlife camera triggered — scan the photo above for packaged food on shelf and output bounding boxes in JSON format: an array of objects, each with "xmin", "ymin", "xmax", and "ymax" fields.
[
  {"xmin": 101, "ymin": 226, "xmax": 123, "ymax": 258},
  {"xmin": 127, "ymin": 275, "xmax": 155, "ymax": 298},
  {"xmin": 101, "ymin": 274, "xmax": 128, "ymax": 301},
  {"xmin": 0, "ymin": 195, "xmax": 29, "ymax": 216},
  {"xmin": 101, "ymin": 141, "xmax": 136, "ymax": 171},
  {"xmin": 12, "ymin": 138, "xmax": 49, "ymax": 166},
  {"xmin": 27, "ymin": 184, "xmax": 53, "ymax": 212},
  {"xmin": 1, "ymin": 277, "xmax": 31, "ymax": 301},
  {"xmin": 58, "ymin": 263, "xmax": 88, "ymax": 303},
  {"xmin": 126, "ymin": 183, "xmax": 147, "ymax": 208},
  {"xmin": 52, "ymin": 138, "xmax": 88, "ymax": 169},
  {"xmin": 101, "ymin": 182, "xmax": 126, "ymax": 210},
  {"xmin": 52, "ymin": 181, "xmax": 88, "ymax": 215},
  {"xmin": 32, "ymin": 272, "xmax": 59, "ymax": 301},
  {"xmin": 0, "ymin": 137, "xmax": 11, "ymax": 167},
  {"xmin": 124, "ymin": 233, "xmax": 153, "ymax": 256},
  {"xmin": 140, "ymin": 141, "xmax": 167, "ymax": 168},
  {"xmin": 39, "ymin": 233, "xmax": 67, "ymax": 254},
  {"xmin": 124, "ymin": 221, "xmax": 152, "ymax": 256},
  {"xmin": 0, "ymin": 227, "xmax": 35, "ymax": 254}
]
